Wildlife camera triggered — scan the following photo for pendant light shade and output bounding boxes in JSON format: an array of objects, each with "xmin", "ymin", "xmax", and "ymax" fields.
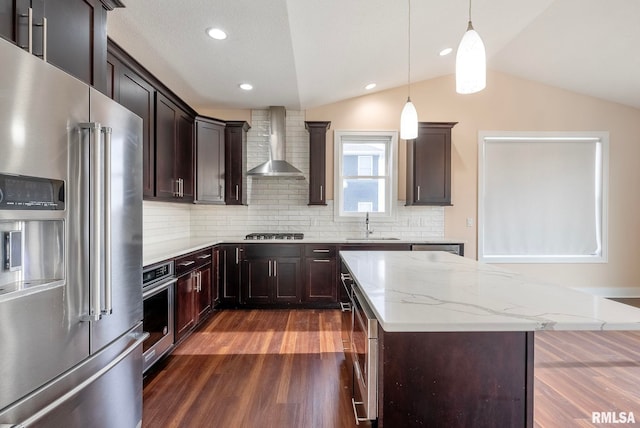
[
  {"xmin": 400, "ymin": 97, "xmax": 418, "ymax": 139},
  {"xmin": 400, "ymin": 0, "xmax": 418, "ymax": 140},
  {"xmin": 456, "ymin": 0, "xmax": 486, "ymax": 94}
]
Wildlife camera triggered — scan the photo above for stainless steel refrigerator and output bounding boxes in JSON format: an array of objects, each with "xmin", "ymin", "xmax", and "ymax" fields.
[{"xmin": 0, "ymin": 37, "xmax": 146, "ymax": 427}]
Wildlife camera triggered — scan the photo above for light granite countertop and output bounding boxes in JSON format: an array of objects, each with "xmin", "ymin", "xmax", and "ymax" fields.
[
  {"xmin": 143, "ymin": 236, "xmax": 465, "ymax": 267},
  {"xmin": 339, "ymin": 250, "xmax": 640, "ymax": 332}
]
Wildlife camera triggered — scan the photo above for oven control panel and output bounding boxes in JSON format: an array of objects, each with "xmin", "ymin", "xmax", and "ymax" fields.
[{"xmin": 143, "ymin": 261, "xmax": 174, "ymax": 289}]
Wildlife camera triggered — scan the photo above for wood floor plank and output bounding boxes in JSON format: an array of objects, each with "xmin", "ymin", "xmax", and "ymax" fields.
[{"xmin": 144, "ymin": 309, "xmax": 640, "ymax": 427}]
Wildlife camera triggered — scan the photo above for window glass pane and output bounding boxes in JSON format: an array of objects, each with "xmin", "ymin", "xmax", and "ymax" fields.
[
  {"xmin": 342, "ymin": 178, "xmax": 386, "ymax": 213},
  {"xmin": 342, "ymin": 143, "xmax": 386, "ymax": 177}
]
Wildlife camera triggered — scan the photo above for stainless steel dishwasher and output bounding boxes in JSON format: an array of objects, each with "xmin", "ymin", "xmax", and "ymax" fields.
[{"xmin": 411, "ymin": 243, "xmax": 463, "ymax": 256}]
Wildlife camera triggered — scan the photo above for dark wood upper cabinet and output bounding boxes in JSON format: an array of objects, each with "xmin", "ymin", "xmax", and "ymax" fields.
[
  {"xmin": 155, "ymin": 92, "xmax": 194, "ymax": 202},
  {"xmin": 0, "ymin": 0, "xmax": 118, "ymax": 93},
  {"xmin": 224, "ymin": 121, "xmax": 250, "ymax": 205},
  {"xmin": 108, "ymin": 39, "xmax": 197, "ymax": 202},
  {"xmin": 195, "ymin": 117, "xmax": 226, "ymax": 204},
  {"xmin": 305, "ymin": 121, "xmax": 331, "ymax": 205},
  {"xmin": 406, "ymin": 122, "xmax": 457, "ymax": 206},
  {"xmin": 108, "ymin": 50, "xmax": 155, "ymax": 197}
]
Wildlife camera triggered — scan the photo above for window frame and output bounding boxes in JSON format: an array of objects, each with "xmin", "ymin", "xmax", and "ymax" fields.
[
  {"xmin": 334, "ymin": 130, "xmax": 398, "ymax": 220},
  {"xmin": 477, "ymin": 131, "xmax": 609, "ymax": 263}
]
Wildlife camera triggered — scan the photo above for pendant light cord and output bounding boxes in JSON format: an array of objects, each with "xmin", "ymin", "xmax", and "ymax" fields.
[
  {"xmin": 468, "ymin": 0, "xmax": 472, "ymax": 22},
  {"xmin": 407, "ymin": 0, "xmax": 411, "ymax": 99}
]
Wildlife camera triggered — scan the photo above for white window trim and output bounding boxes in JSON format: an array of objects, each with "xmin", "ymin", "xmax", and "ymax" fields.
[
  {"xmin": 478, "ymin": 131, "xmax": 609, "ymax": 263},
  {"xmin": 334, "ymin": 130, "xmax": 398, "ymax": 221}
]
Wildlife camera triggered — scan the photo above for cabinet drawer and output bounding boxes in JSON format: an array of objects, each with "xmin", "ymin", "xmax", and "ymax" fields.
[
  {"xmin": 304, "ymin": 245, "xmax": 336, "ymax": 258},
  {"xmin": 175, "ymin": 247, "xmax": 213, "ymax": 276},
  {"xmin": 243, "ymin": 244, "xmax": 301, "ymax": 259}
]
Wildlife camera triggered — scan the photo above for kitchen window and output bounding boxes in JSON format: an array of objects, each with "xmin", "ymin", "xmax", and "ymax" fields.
[
  {"xmin": 334, "ymin": 131, "xmax": 398, "ymax": 218},
  {"xmin": 478, "ymin": 131, "xmax": 609, "ymax": 263}
]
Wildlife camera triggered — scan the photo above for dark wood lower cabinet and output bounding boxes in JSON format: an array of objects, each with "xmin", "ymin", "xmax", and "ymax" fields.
[
  {"xmin": 377, "ymin": 330, "xmax": 534, "ymax": 427},
  {"xmin": 196, "ymin": 264, "xmax": 212, "ymax": 320},
  {"xmin": 241, "ymin": 244, "xmax": 302, "ymax": 306},
  {"xmin": 218, "ymin": 245, "xmax": 241, "ymax": 307},
  {"xmin": 175, "ymin": 272, "xmax": 196, "ymax": 342}
]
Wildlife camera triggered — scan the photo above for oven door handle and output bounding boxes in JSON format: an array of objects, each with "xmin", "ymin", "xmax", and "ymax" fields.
[{"xmin": 143, "ymin": 278, "xmax": 177, "ymax": 299}]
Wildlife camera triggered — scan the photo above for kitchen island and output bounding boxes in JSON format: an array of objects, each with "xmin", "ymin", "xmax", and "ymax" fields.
[{"xmin": 340, "ymin": 251, "xmax": 640, "ymax": 427}]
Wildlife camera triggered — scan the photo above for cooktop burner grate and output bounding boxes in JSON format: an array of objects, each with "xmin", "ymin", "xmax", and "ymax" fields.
[{"xmin": 244, "ymin": 232, "xmax": 304, "ymax": 240}]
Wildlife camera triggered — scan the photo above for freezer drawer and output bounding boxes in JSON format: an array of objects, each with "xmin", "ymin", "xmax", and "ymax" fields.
[{"xmin": 0, "ymin": 323, "xmax": 147, "ymax": 428}]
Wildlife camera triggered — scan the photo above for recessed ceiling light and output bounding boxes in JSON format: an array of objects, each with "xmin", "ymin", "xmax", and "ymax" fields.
[
  {"xmin": 365, "ymin": 83, "xmax": 377, "ymax": 90},
  {"xmin": 239, "ymin": 83, "xmax": 253, "ymax": 91},
  {"xmin": 439, "ymin": 47, "xmax": 453, "ymax": 56},
  {"xmin": 207, "ymin": 28, "xmax": 227, "ymax": 40}
]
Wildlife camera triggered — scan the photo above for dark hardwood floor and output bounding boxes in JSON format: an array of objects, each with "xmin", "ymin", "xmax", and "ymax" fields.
[
  {"xmin": 143, "ymin": 309, "xmax": 369, "ymax": 428},
  {"xmin": 143, "ymin": 309, "xmax": 640, "ymax": 428}
]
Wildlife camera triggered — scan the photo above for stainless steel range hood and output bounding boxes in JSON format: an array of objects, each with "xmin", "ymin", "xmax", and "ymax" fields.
[{"xmin": 247, "ymin": 106, "xmax": 304, "ymax": 178}]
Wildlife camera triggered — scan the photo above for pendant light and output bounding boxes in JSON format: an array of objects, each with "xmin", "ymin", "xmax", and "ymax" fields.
[
  {"xmin": 400, "ymin": 0, "xmax": 418, "ymax": 140},
  {"xmin": 455, "ymin": 0, "xmax": 486, "ymax": 94}
]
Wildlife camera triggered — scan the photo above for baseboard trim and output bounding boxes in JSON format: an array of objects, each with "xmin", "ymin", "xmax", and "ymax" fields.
[{"xmin": 572, "ymin": 287, "xmax": 640, "ymax": 298}]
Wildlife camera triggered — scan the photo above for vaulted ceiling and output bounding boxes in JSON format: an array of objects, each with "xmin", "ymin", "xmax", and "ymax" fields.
[{"xmin": 107, "ymin": 0, "xmax": 640, "ymax": 111}]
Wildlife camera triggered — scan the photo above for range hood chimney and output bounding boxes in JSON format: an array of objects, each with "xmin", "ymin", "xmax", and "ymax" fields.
[{"xmin": 247, "ymin": 106, "xmax": 304, "ymax": 178}]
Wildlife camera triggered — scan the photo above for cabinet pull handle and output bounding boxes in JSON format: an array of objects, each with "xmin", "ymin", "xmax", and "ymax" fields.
[
  {"xmin": 268, "ymin": 260, "xmax": 272, "ymax": 277},
  {"xmin": 235, "ymin": 247, "xmax": 240, "ymax": 264},
  {"xmin": 20, "ymin": 7, "xmax": 33, "ymax": 53},
  {"xmin": 312, "ymin": 249, "xmax": 330, "ymax": 253},
  {"xmin": 313, "ymin": 259, "xmax": 330, "ymax": 263},
  {"xmin": 180, "ymin": 178, "xmax": 184, "ymax": 197},
  {"xmin": 197, "ymin": 271, "xmax": 202, "ymax": 292},
  {"xmin": 178, "ymin": 260, "xmax": 195, "ymax": 267},
  {"xmin": 273, "ymin": 260, "xmax": 277, "ymax": 277},
  {"xmin": 197, "ymin": 254, "xmax": 211, "ymax": 260},
  {"xmin": 339, "ymin": 302, "xmax": 352, "ymax": 312},
  {"xmin": 320, "ymin": 185, "xmax": 323, "ymax": 201},
  {"xmin": 417, "ymin": 185, "xmax": 421, "ymax": 201},
  {"xmin": 34, "ymin": 16, "xmax": 47, "ymax": 61},
  {"xmin": 235, "ymin": 184, "xmax": 239, "ymax": 201},
  {"xmin": 351, "ymin": 398, "xmax": 368, "ymax": 425}
]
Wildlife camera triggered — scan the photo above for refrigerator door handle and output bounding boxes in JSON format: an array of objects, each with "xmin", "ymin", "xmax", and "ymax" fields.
[
  {"xmin": 101, "ymin": 127, "xmax": 113, "ymax": 316},
  {"xmin": 80, "ymin": 122, "xmax": 103, "ymax": 322}
]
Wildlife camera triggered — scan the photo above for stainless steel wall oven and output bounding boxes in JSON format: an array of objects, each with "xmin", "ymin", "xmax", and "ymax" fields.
[
  {"xmin": 142, "ymin": 261, "xmax": 176, "ymax": 373},
  {"xmin": 351, "ymin": 283, "xmax": 378, "ymax": 423}
]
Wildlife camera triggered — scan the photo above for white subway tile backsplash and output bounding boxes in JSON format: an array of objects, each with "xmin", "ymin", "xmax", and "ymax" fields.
[{"xmin": 143, "ymin": 108, "xmax": 445, "ymax": 248}]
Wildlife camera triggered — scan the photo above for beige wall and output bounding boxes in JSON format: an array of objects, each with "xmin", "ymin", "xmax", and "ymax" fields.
[
  {"xmin": 307, "ymin": 71, "xmax": 640, "ymax": 293},
  {"xmin": 195, "ymin": 107, "xmax": 251, "ymax": 123}
]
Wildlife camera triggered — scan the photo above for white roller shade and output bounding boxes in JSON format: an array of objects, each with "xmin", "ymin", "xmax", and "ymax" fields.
[{"xmin": 478, "ymin": 132, "xmax": 608, "ymax": 263}]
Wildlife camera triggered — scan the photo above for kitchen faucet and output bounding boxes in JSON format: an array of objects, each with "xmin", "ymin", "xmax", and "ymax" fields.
[{"xmin": 365, "ymin": 212, "xmax": 373, "ymax": 238}]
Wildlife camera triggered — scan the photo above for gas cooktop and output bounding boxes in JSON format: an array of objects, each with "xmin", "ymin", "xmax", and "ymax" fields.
[{"xmin": 244, "ymin": 232, "xmax": 304, "ymax": 241}]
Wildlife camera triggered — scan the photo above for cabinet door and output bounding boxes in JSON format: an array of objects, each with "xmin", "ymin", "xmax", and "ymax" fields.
[
  {"xmin": 195, "ymin": 118, "xmax": 225, "ymax": 204},
  {"xmin": 305, "ymin": 121, "xmax": 330, "ymax": 205},
  {"xmin": 176, "ymin": 112, "xmax": 194, "ymax": 201},
  {"xmin": 155, "ymin": 92, "xmax": 178, "ymax": 199},
  {"xmin": 243, "ymin": 258, "xmax": 271, "ymax": 305},
  {"xmin": 196, "ymin": 264, "xmax": 212, "ymax": 322},
  {"xmin": 407, "ymin": 122, "xmax": 456, "ymax": 206},
  {"xmin": 219, "ymin": 245, "xmax": 241, "ymax": 305},
  {"xmin": 44, "ymin": 0, "xmax": 107, "ymax": 92},
  {"xmin": 175, "ymin": 273, "xmax": 195, "ymax": 342},
  {"xmin": 305, "ymin": 257, "xmax": 337, "ymax": 303},
  {"xmin": 273, "ymin": 257, "xmax": 302, "ymax": 303},
  {"xmin": 224, "ymin": 121, "xmax": 249, "ymax": 205},
  {"xmin": 117, "ymin": 64, "xmax": 155, "ymax": 198}
]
